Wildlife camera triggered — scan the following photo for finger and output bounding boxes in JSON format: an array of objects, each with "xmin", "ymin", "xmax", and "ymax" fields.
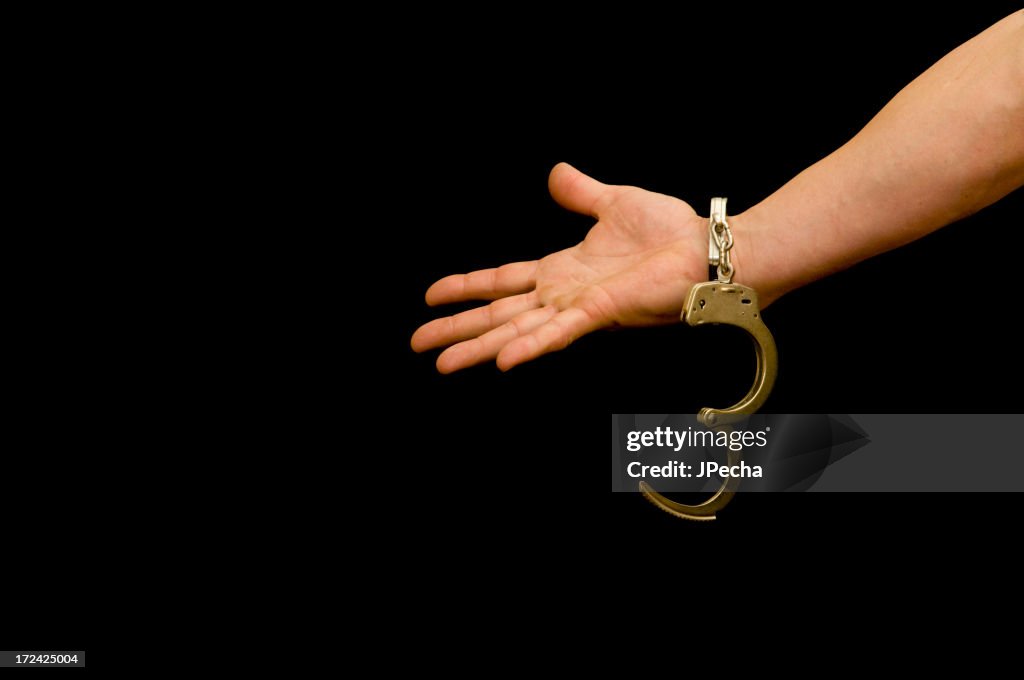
[
  {"xmin": 436, "ymin": 306, "xmax": 558, "ymax": 374},
  {"xmin": 410, "ymin": 292, "xmax": 539, "ymax": 352},
  {"xmin": 548, "ymin": 162, "xmax": 614, "ymax": 217},
  {"xmin": 425, "ymin": 261, "xmax": 538, "ymax": 306},
  {"xmin": 496, "ymin": 307, "xmax": 602, "ymax": 371}
]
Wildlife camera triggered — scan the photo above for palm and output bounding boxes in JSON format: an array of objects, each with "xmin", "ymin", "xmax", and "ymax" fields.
[
  {"xmin": 412, "ymin": 163, "xmax": 709, "ymax": 373},
  {"xmin": 536, "ymin": 187, "xmax": 706, "ymax": 327}
]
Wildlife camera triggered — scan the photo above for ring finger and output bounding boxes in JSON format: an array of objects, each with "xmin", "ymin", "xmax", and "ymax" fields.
[
  {"xmin": 437, "ymin": 305, "xmax": 558, "ymax": 373},
  {"xmin": 411, "ymin": 291, "xmax": 539, "ymax": 352}
]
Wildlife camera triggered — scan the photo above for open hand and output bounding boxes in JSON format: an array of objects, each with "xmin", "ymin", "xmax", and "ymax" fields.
[{"xmin": 411, "ymin": 163, "xmax": 717, "ymax": 373}]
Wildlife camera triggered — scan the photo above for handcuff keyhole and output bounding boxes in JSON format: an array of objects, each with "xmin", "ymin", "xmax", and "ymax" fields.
[{"xmin": 699, "ymin": 299, "xmax": 706, "ymax": 309}]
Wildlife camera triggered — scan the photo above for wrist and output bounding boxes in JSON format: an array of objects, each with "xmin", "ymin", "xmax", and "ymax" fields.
[{"xmin": 727, "ymin": 208, "xmax": 788, "ymax": 307}]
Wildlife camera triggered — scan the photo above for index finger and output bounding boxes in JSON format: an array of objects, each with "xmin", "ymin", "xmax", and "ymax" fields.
[{"xmin": 425, "ymin": 261, "xmax": 538, "ymax": 306}]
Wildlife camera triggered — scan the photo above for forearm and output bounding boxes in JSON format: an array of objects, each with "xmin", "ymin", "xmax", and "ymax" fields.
[{"xmin": 734, "ymin": 11, "xmax": 1024, "ymax": 303}]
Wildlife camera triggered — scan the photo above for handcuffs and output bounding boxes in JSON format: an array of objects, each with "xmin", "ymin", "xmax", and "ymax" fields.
[{"xmin": 640, "ymin": 198, "xmax": 778, "ymax": 520}]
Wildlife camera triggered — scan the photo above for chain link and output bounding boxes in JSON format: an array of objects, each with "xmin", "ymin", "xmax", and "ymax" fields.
[{"xmin": 710, "ymin": 207, "xmax": 734, "ymax": 283}]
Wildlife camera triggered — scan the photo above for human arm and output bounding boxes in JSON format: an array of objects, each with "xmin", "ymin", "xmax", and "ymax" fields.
[
  {"xmin": 735, "ymin": 10, "xmax": 1024, "ymax": 303},
  {"xmin": 412, "ymin": 11, "xmax": 1024, "ymax": 373}
]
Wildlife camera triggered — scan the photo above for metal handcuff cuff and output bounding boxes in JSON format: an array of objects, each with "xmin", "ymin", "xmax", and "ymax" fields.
[{"xmin": 640, "ymin": 198, "xmax": 778, "ymax": 521}]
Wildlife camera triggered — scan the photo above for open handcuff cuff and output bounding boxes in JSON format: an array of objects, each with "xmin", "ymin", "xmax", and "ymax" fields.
[{"xmin": 640, "ymin": 198, "xmax": 778, "ymax": 521}]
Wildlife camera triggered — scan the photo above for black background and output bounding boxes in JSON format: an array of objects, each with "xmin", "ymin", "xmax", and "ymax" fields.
[
  {"xmin": 11, "ymin": 6, "xmax": 1021, "ymax": 653},
  {"xmin": 0, "ymin": 4, "xmax": 1012, "ymax": 658},
  {"xmin": 389, "ymin": 4, "xmax": 1024, "ymax": 557}
]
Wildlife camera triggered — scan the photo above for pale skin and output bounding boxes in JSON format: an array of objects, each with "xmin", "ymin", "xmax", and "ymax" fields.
[{"xmin": 412, "ymin": 12, "xmax": 1024, "ymax": 373}]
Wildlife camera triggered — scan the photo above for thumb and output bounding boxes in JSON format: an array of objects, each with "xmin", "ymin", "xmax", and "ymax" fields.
[{"xmin": 548, "ymin": 162, "xmax": 613, "ymax": 217}]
